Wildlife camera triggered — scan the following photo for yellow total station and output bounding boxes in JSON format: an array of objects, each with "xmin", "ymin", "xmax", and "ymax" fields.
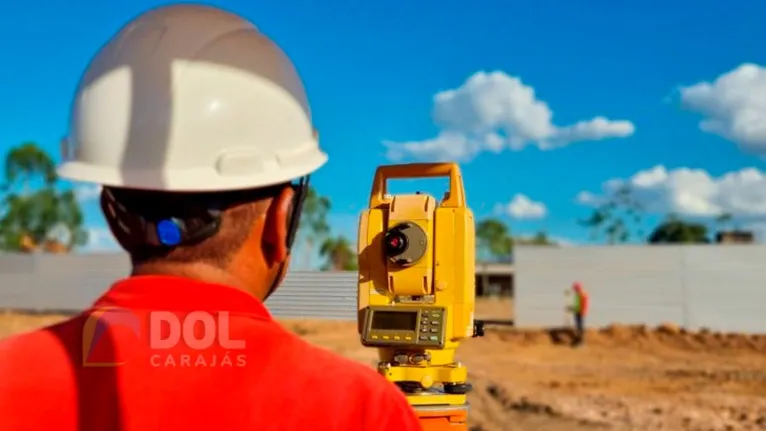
[{"xmin": 357, "ymin": 162, "xmax": 485, "ymax": 408}]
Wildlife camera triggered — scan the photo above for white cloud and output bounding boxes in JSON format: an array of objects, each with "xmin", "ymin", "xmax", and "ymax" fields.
[
  {"xmin": 578, "ymin": 165, "xmax": 766, "ymax": 218},
  {"xmin": 495, "ymin": 194, "xmax": 547, "ymax": 219},
  {"xmin": 78, "ymin": 227, "xmax": 121, "ymax": 253},
  {"xmin": 575, "ymin": 191, "xmax": 604, "ymax": 206},
  {"xmin": 73, "ymin": 183, "xmax": 102, "ymax": 202},
  {"xmin": 384, "ymin": 132, "xmax": 503, "ymax": 163},
  {"xmin": 385, "ymin": 71, "xmax": 635, "ymax": 162},
  {"xmin": 680, "ymin": 63, "xmax": 766, "ymax": 154}
]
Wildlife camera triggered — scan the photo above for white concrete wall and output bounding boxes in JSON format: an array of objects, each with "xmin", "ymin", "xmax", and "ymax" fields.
[
  {"xmin": 0, "ymin": 254, "xmax": 358, "ymax": 319},
  {"xmin": 514, "ymin": 245, "xmax": 766, "ymax": 333}
]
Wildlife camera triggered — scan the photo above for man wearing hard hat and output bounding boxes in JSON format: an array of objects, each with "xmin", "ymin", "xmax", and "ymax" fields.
[
  {"xmin": 0, "ymin": 5, "xmax": 422, "ymax": 430},
  {"xmin": 568, "ymin": 282, "xmax": 589, "ymax": 346}
]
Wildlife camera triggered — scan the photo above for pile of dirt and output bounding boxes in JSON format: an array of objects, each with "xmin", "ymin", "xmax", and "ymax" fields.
[
  {"xmin": 468, "ymin": 375, "xmax": 766, "ymax": 431},
  {"xmin": 489, "ymin": 323, "xmax": 766, "ymax": 353},
  {"xmin": 466, "ymin": 379, "xmax": 605, "ymax": 431}
]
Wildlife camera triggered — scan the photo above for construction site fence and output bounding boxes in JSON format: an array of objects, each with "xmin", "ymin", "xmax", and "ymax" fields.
[
  {"xmin": 0, "ymin": 246, "xmax": 764, "ymax": 333},
  {"xmin": 514, "ymin": 245, "xmax": 766, "ymax": 334}
]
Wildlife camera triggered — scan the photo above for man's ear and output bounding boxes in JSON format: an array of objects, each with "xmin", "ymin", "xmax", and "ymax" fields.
[{"xmin": 262, "ymin": 186, "xmax": 295, "ymax": 267}]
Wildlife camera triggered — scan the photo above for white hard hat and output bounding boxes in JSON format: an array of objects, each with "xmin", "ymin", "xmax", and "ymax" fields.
[{"xmin": 59, "ymin": 5, "xmax": 327, "ymax": 192}]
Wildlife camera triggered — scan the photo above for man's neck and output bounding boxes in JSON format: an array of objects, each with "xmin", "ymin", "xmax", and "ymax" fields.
[{"xmin": 131, "ymin": 261, "xmax": 263, "ymax": 300}]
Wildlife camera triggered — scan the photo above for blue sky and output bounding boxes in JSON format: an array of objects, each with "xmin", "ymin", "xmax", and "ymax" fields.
[{"xmin": 3, "ymin": 0, "xmax": 766, "ymax": 263}]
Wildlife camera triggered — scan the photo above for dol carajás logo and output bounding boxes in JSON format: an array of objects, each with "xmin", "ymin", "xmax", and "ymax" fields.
[{"xmin": 82, "ymin": 306, "xmax": 140, "ymax": 367}]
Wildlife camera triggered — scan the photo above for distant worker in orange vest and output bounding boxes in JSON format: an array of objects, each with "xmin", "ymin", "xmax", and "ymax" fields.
[
  {"xmin": 569, "ymin": 282, "xmax": 589, "ymax": 346},
  {"xmin": 0, "ymin": 5, "xmax": 422, "ymax": 431}
]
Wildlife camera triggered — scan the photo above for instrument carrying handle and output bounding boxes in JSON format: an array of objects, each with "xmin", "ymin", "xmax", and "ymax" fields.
[{"xmin": 369, "ymin": 163, "xmax": 465, "ymax": 208}]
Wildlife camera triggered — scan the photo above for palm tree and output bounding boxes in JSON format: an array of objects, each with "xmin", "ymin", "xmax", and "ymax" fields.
[
  {"xmin": 319, "ymin": 235, "xmax": 357, "ymax": 271},
  {"xmin": 476, "ymin": 218, "xmax": 513, "ymax": 261}
]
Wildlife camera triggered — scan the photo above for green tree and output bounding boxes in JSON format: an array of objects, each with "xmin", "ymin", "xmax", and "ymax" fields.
[
  {"xmin": 647, "ymin": 216, "xmax": 710, "ymax": 244},
  {"xmin": 298, "ymin": 186, "xmax": 331, "ymax": 268},
  {"xmin": 0, "ymin": 142, "xmax": 87, "ymax": 252},
  {"xmin": 515, "ymin": 231, "xmax": 557, "ymax": 246},
  {"xmin": 579, "ymin": 185, "xmax": 644, "ymax": 244},
  {"xmin": 3, "ymin": 142, "xmax": 57, "ymax": 192},
  {"xmin": 714, "ymin": 212, "xmax": 735, "ymax": 233},
  {"xmin": 476, "ymin": 218, "xmax": 513, "ymax": 260},
  {"xmin": 319, "ymin": 235, "xmax": 358, "ymax": 271}
]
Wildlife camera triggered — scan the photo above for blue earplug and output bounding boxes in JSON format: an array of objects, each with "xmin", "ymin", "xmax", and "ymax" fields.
[{"xmin": 156, "ymin": 219, "xmax": 182, "ymax": 246}]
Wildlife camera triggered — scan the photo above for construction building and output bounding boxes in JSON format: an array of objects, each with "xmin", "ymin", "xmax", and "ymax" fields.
[
  {"xmin": 475, "ymin": 261, "xmax": 514, "ymax": 297},
  {"xmin": 715, "ymin": 230, "xmax": 755, "ymax": 244}
]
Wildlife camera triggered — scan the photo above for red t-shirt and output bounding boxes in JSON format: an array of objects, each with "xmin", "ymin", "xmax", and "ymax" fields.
[{"xmin": 0, "ymin": 275, "xmax": 422, "ymax": 431}]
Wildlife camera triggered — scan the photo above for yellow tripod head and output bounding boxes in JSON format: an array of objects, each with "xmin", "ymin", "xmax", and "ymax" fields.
[{"xmin": 357, "ymin": 162, "xmax": 484, "ymax": 408}]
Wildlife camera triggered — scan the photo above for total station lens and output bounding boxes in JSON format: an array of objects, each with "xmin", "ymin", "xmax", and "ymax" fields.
[{"xmin": 385, "ymin": 230, "xmax": 407, "ymax": 256}]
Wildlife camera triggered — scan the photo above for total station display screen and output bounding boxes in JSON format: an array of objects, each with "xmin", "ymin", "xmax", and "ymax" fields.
[{"xmin": 370, "ymin": 311, "xmax": 418, "ymax": 331}]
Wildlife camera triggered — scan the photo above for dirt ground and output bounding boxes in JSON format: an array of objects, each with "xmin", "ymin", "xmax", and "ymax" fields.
[{"xmin": 1, "ymin": 300, "xmax": 765, "ymax": 431}]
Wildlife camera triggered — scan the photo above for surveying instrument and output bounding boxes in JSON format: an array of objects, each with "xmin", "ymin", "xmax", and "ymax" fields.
[{"xmin": 357, "ymin": 162, "xmax": 484, "ymax": 430}]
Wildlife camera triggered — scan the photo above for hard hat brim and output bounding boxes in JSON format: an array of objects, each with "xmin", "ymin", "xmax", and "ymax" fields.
[{"xmin": 57, "ymin": 150, "xmax": 328, "ymax": 192}]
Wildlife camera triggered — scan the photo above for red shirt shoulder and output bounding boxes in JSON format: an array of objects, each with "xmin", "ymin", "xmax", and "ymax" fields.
[
  {"xmin": 0, "ymin": 318, "xmax": 82, "ymax": 429},
  {"xmin": 0, "ymin": 316, "xmax": 423, "ymax": 431},
  {"xmin": 0, "ymin": 274, "xmax": 424, "ymax": 431}
]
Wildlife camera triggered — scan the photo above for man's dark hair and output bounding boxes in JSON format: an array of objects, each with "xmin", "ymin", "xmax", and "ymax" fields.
[{"xmin": 101, "ymin": 185, "xmax": 288, "ymax": 267}]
